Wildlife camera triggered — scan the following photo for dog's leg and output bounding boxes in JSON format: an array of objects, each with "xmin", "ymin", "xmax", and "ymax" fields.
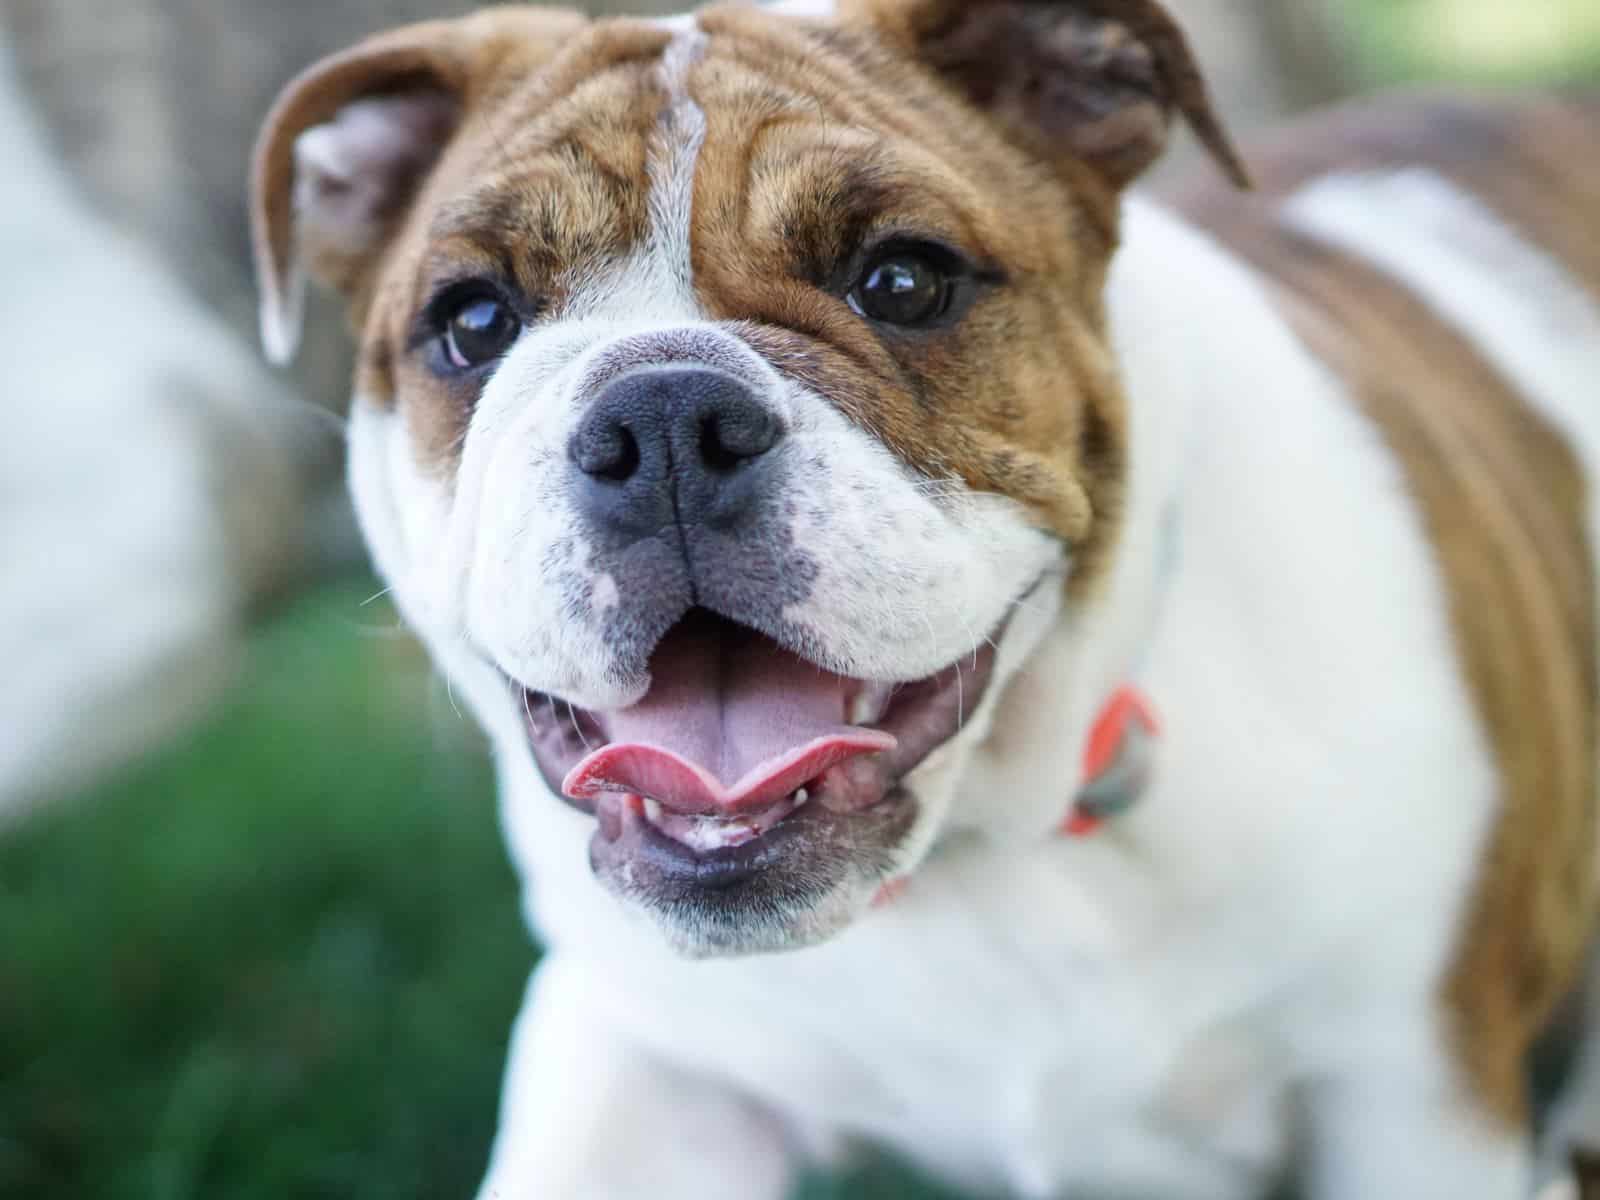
[
  {"xmin": 477, "ymin": 956, "xmax": 796, "ymax": 1200},
  {"xmin": 1300, "ymin": 1066, "xmax": 1531, "ymax": 1200}
]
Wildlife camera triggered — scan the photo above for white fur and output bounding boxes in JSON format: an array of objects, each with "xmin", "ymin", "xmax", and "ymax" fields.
[
  {"xmin": 333, "ymin": 32, "xmax": 1582, "ymax": 1200},
  {"xmin": 481, "ymin": 958, "xmax": 795, "ymax": 1200},
  {"xmin": 651, "ymin": 30, "xmax": 707, "ymax": 297},
  {"xmin": 763, "ymin": 0, "xmax": 838, "ymax": 17}
]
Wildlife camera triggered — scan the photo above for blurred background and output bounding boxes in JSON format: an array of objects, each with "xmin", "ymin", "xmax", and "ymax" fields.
[{"xmin": 1, "ymin": 1, "xmax": 1597, "ymax": 1197}]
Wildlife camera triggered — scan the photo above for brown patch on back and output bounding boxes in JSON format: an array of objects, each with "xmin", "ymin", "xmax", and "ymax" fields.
[
  {"xmin": 686, "ymin": 5, "xmax": 1134, "ymax": 589},
  {"xmin": 1169, "ymin": 95, "xmax": 1600, "ymax": 1126}
]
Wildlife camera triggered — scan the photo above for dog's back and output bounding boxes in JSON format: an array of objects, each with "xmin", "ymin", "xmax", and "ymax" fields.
[
  {"xmin": 1170, "ymin": 91, "xmax": 1600, "ymax": 1124},
  {"xmin": 1171, "ymin": 92, "xmax": 1600, "ymax": 292}
]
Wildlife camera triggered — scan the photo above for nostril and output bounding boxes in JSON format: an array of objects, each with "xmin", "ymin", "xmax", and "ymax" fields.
[
  {"xmin": 698, "ymin": 406, "xmax": 781, "ymax": 474},
  {"xmin": 574, "ymin": 422, "xmax": 641, "ymax": 482},
  {"xmin": 603, "ymin": 427, "xmax": 641, "ymax": 481},
  {"xmin": 699, "ymin": 415, "xmax": 743, "ymax": 473}
]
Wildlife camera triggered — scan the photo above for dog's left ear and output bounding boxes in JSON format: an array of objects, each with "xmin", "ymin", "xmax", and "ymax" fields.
[{"xmin": 844, "ymin": 0, "xmax": 1250, "ymax": 191}]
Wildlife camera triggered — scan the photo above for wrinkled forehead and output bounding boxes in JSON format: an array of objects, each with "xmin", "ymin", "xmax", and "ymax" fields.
[{"xmin": 400, "ymin": 5, "xmax": 1043, "ymax": 314}]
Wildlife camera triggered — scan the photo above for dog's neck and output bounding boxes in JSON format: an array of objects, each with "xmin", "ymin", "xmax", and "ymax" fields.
[
  {"xmin": 1095, "ymin": 197, "xmax": 1228, "ymax": 685},
  {"xmin": 955, "ymin": 194, "xmax": 1311, "ymax": 843}
]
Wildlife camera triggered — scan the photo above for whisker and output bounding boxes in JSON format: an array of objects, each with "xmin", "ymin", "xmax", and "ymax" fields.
[
  {"xmin": 281, "ymin": 396, "xmax": 349, "ymax": 441},
  {"xmin": 1006, "ymin": 591, "xmax": 1050, "ymax": 619},
  {"xmin": 545, "ymin": 695, "xmax": 562, "ymax": 745},
  {"xmin": 918, "ymin": 610, "xmax": 940, "ymax": 676},
  {"xmin": 333, "ymin": 615, "xmax": 410, "ymax": 639},
  {"xmin": 566, "ymin": 699, "xmax": 595, "ymax": 754}
]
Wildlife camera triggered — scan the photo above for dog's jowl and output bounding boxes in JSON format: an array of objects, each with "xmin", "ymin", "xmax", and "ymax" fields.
[{"xmin": 250, "ymin": 2, "xmax": 1600, "ymax": 1196}]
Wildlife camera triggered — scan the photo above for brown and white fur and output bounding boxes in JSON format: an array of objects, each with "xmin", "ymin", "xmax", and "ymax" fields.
[{"xmin": 249, "ymin": 2, "xmax": 1600, "ymax": 1196}]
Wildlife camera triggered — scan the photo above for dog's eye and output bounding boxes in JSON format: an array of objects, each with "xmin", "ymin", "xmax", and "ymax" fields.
[
  {"xmin": 850, "ymin": 249, "xmax": 955, "ymax": 328},
  {"xmin": 442, "ymin": 295, "xmax": 519, "ymax": 370}
]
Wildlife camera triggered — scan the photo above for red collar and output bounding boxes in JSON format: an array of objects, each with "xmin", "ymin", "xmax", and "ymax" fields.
[
  {"xmin": 872, "ymin": 687, "xmax": 1160, "ymax": 907},
  {"xmin": 1060, "ymin": 686, "xmax": 1160, "ymax": 838}
]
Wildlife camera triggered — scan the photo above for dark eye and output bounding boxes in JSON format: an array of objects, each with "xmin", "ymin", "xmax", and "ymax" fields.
[
  {"xmin": 849, "ymin": 250, "xmax": 955, "ymax": 328},
  {"xmin": 442, "ymin": 295, "xmax": 518, "ymax": 370}
]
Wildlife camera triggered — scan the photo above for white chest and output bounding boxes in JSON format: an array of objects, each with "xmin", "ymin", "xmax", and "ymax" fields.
[{"xmin": 516, "ymin": 784, "xmax": 1295, "ymax": 1197}]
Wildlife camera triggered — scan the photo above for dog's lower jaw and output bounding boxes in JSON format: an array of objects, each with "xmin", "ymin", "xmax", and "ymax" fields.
[
  {"xmin": 582, "ymin": 729, "xmax": 996, "ymax": 955},
  {"xmin": 619, "ymin": 865, "xmax": 888, "ymax": 959},
  {"xmin": 585, "ymin": 778, "xmax": 911, "ymax": 957}
]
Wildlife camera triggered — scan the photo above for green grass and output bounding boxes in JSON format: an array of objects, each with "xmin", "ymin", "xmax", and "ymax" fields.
[
  {"xmin": 0, "ymin": 581, "xmax": 972, "ymax": 1200},
  {"xmin": 1347, "ymin": 0, "xmax": 1600, "ymax": 84},
  {"xmin": 0, "ymin": 582, "xmax": 528, "ymax": 1200}
]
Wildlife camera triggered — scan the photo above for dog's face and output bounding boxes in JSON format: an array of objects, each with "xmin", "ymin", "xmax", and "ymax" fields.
[{"xmin": 252, "ymin": 0, "xmax": 1241, "ymax": 955}]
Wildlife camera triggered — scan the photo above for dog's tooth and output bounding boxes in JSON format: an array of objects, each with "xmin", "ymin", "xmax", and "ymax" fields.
[
  {"xmin": 793, "ymin": 787, "xmax": 809, "ymax": 806},
  {"xmin": 849, "ymin": 683, "xmax": 895, "ymax": 726},
  {"xmin": 643, "ymin": 797, "xmax": 662, "ymax": 823}
]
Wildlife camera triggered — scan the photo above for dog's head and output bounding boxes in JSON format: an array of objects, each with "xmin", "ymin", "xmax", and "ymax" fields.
[{"xmin": 251, "ymin": 0, "xmax": 1242, "ymax": 955}]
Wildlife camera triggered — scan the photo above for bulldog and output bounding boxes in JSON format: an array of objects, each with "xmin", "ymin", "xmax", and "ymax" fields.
[{"xmin": 248, "ymin": 1, "xmax": 1600, "ymax": 1196}]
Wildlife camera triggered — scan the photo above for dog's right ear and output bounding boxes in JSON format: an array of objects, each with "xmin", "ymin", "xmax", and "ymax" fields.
[
  {"xmin": 250, "ymin": 9, "xmax": 586, "ymax": 366},
  {"xmin": 842, "ymin": 0, "xmax": 1249, "ymax": 196}
]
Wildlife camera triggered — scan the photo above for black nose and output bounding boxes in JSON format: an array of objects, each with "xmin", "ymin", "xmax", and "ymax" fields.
[{"xmin": 570, "ymin": 367, "xmax": 784, "ymax": 538}]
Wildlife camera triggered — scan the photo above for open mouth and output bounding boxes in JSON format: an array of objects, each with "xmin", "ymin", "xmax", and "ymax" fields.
[{"xmin": 516, "ymin": 609, "xmax": 998, "ymax": 855}]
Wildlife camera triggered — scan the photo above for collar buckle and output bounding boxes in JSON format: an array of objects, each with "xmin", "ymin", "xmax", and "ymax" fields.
[{"xmin": 1061, "ymin": 686, "xmax": 1160, "ymax": 838}]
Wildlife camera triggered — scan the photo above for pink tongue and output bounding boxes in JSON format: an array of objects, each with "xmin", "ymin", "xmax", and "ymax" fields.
[{"xmin": 562, "ymin": 618, "xmax": 895, "ymax": 814}]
